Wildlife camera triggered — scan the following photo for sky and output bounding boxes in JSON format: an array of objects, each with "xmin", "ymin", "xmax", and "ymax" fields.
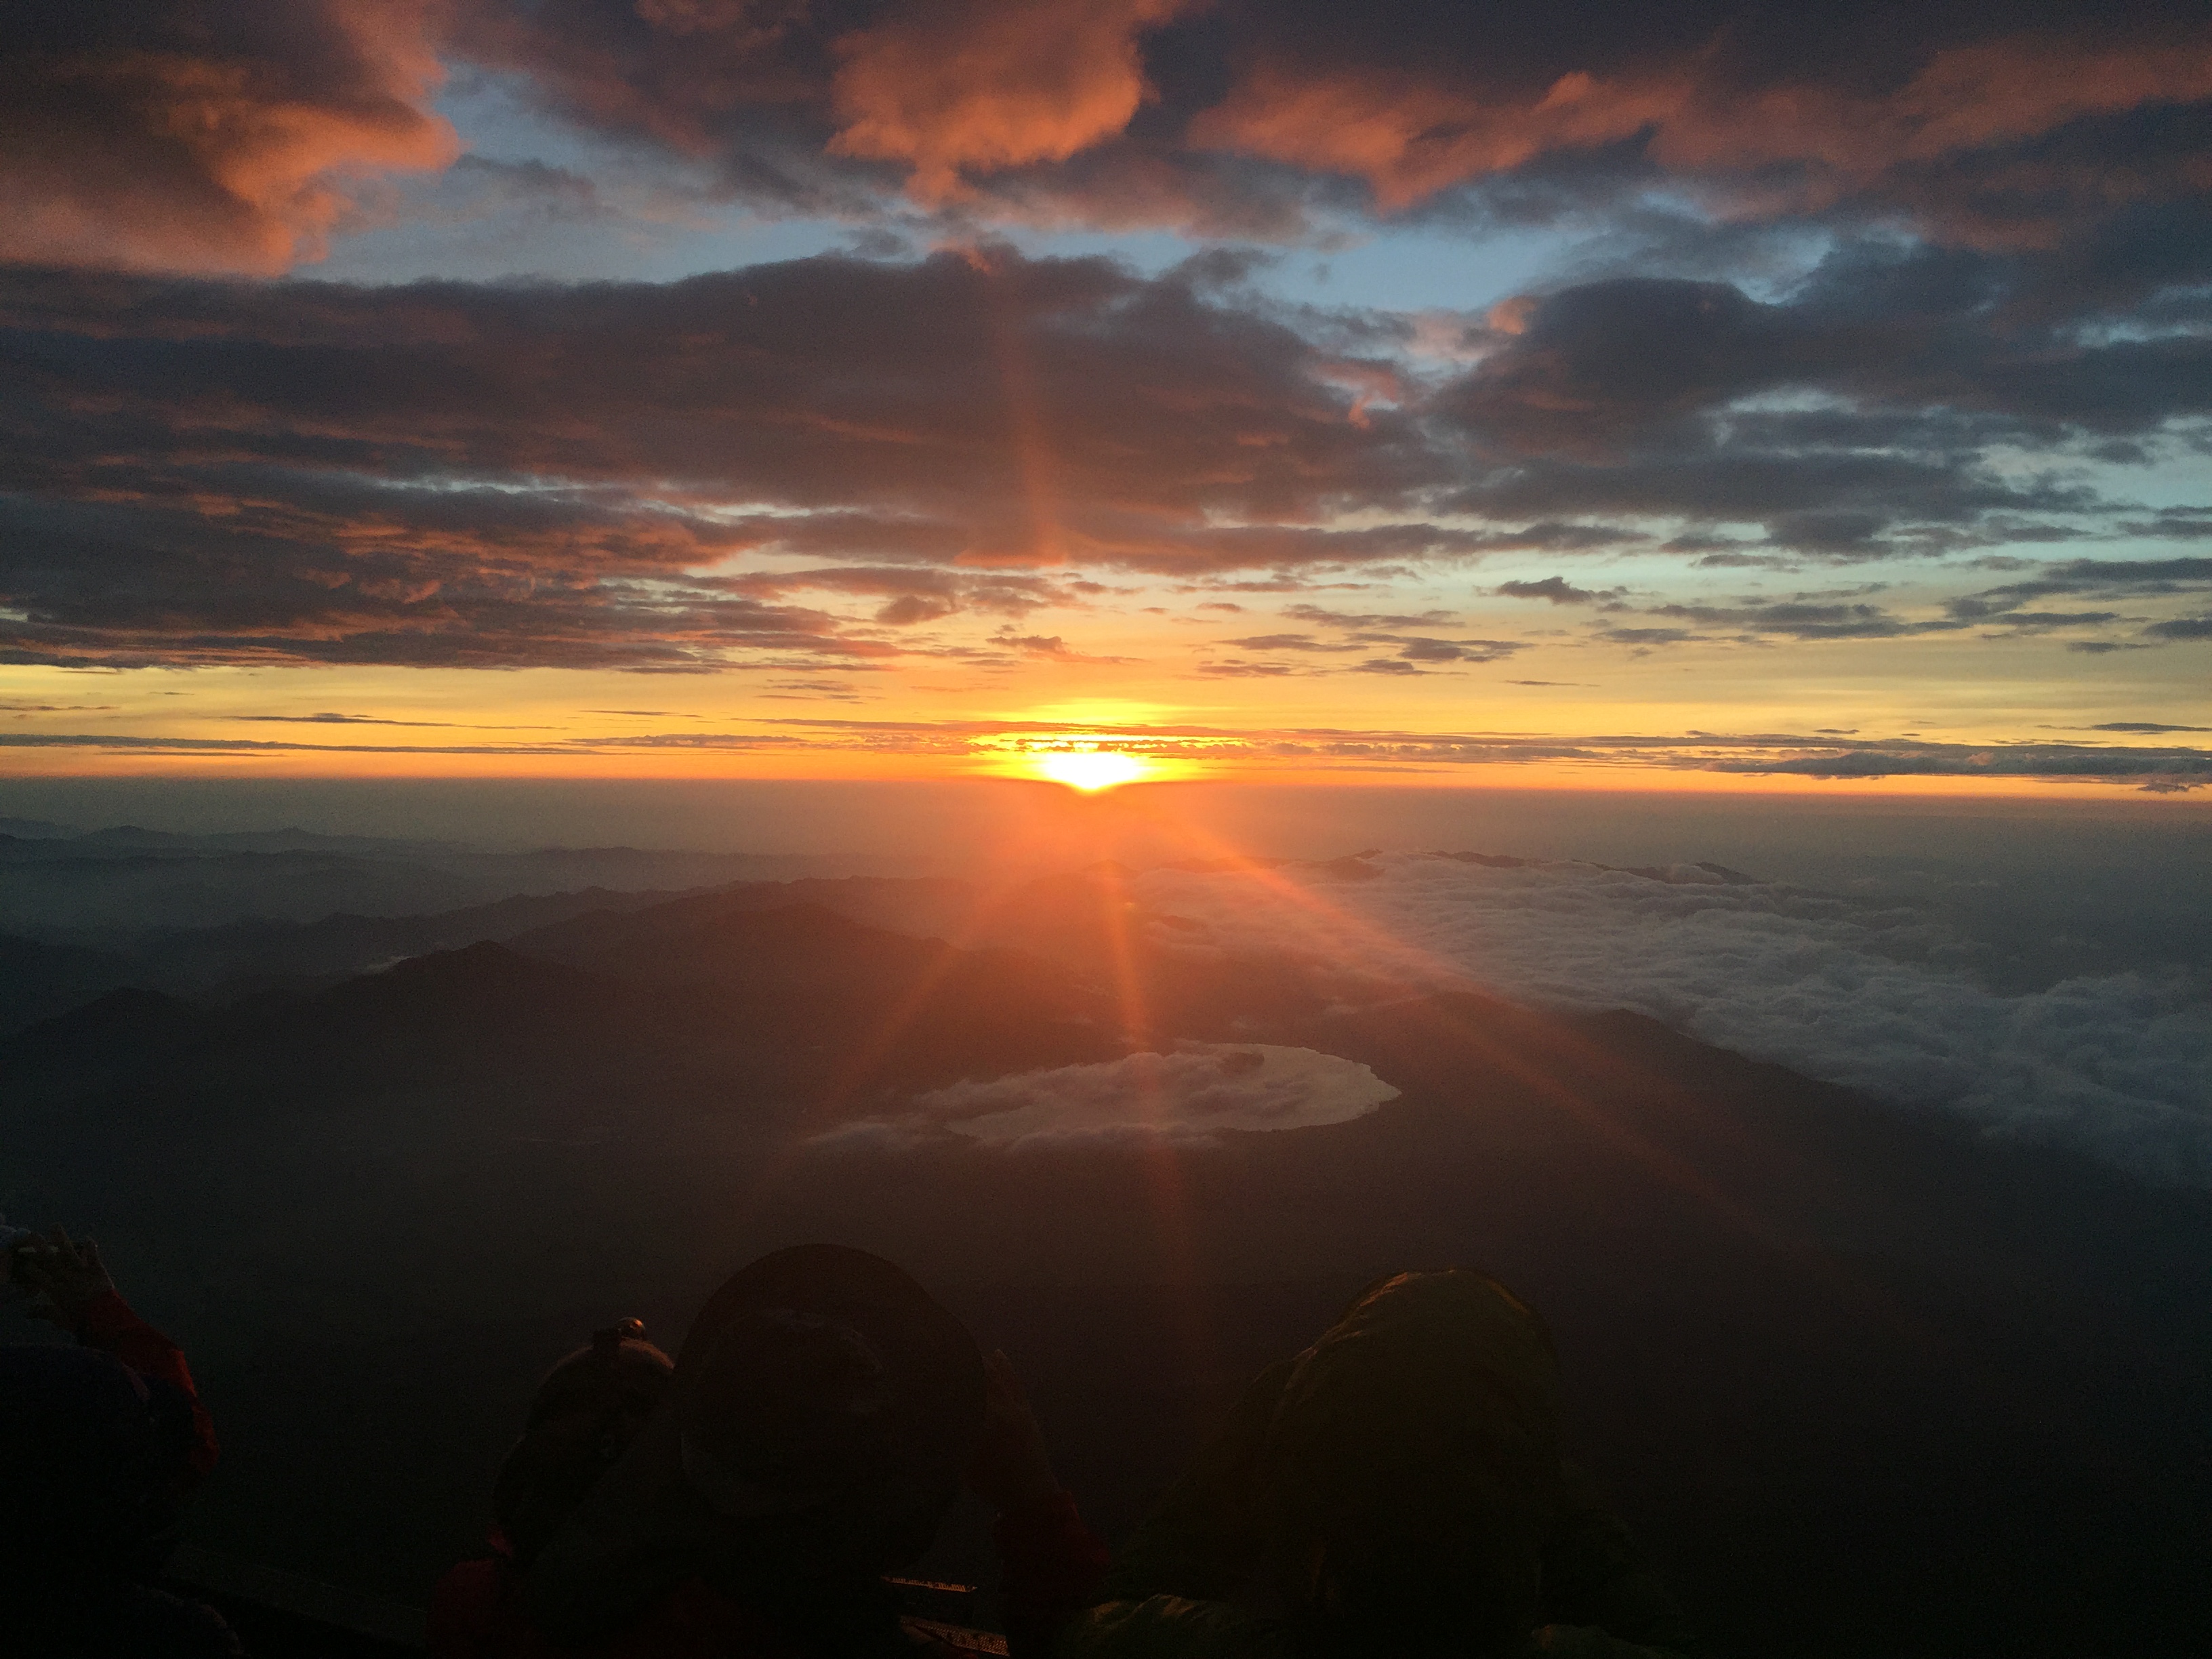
[{"xmin": 3, "ymin": 1, "xmax": 2211, "ymax": 798}]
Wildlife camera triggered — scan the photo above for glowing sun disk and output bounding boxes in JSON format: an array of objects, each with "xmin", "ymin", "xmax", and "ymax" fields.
[{"xmin": 1036, "ymin": 750, "xmax": 1148, "ymax": 791}]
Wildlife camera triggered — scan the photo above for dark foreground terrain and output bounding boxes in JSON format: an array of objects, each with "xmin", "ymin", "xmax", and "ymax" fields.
[{"xmin": 3, "ymin": 859, "xmax": 2208, "ymax": 1657}]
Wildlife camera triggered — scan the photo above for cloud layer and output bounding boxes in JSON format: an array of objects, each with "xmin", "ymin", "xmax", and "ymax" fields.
[
  {"xmin": 421, "ymin": 2, "xmax": 2212, "ymax": 253},
  {"xmin": 1124, "ymin": 853, "xmax": 2212, "ymax": 1185},
  {"xmin": 4, "ymin": 718, "xmax": 2207, "ymax": 790},
  {"xmin": 0, "ymin": 251, "xmax": 1416, "ymax": 668},
  {"xmin": 4, "ymin": 244, "xmax": 2210, "ymax": 672}
]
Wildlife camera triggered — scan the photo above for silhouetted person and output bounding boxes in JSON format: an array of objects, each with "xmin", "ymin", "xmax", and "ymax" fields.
[
  {"xmin": 0, "ymin": 1227, "xmax": 235, "ymax": 1657},
  {"xmin": 430, "ymin": 1244, "xmax": 1108, "ymax": 1657},
  {"xmin": 492, "ymin": 1318, "xmax": 680, "ymax": 1571},
  {"xmin": 1063, "ymin": 1269, "xmax": 1697, "ymax": 1659}
]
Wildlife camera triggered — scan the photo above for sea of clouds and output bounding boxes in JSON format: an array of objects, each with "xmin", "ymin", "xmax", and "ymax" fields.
[
  {"xmin": 1125, "ymin": 854, "xmax": 2212, "ymax": 1187},
  {"xmin": 816, "ymin": 1044, "xmax": 1399, "ymax": 1152}
]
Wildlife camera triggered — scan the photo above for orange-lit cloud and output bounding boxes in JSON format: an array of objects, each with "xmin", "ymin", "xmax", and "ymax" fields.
[
  {"xmin": 404, "ymin": 2, "xmax": 2212, "ymax": 255},
  {"xmin": 829, "ymin": 0, "xmax": 1193, "ymax": 201},
  {"xmin": 0, "ymin": 1, "xmax": 457, "ymax": 274},
  {"xmin": 12, "ymin": 3, "xmax": 2198, "ymax": 273},
  {"xmin": 1192, "ymin": 33, "xmax": 2212, "ymax": 243}
]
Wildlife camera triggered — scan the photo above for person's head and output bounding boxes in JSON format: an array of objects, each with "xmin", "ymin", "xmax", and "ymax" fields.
[
  {"xmin": 0, "ymin": 1344, "xmax": 197, "ymax": 1581},
  {"xmin": 1259, "ymin": 1270, "xmax": 1565, "ymax": 1658},
  {"xmin": 672, "ymin": 1244, "xmax": 987, "ymax": 1578},
  {"xmin": 494, "ymin": 1319, "xmax": 674, "ymax": 1564}
]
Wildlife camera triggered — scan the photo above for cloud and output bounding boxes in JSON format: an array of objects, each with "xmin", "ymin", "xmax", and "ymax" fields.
[
  {"xmin": 7, "ymin": 718, "xmax": 2207, "ymax": 788},
  {"xmin": 0, "ymin": 1, "xmax": 456, "ymax": 274},
  {"xmin": 231, "ymin": 711, "xmax": 556, "ymax": 729},
  {"xmin": 1187, "ymin": 26, "xmax": 2212, "ymax": 246},
  {"xmin": 2122, "ymin": 508, "xmax": 2212, "ymax": 541},
  {"xmin": 1613, "ymin": 599, "xmax": 1970, "ymax": 643},
  {"xmin": 815, "ymin": 1042, "xmax": 1399, "ymax": 1151},
  {"xmin": 724, "ymin": 565, "xmax": 1078, "ymax": 622},
  {"xmin": 1496, "ymin": 577, "xmax": 1605, "ymax": 604},
  {"xmin": 1125, "ymin": 853, "xmax": 2212, "ymax": 1185},
  {"xmin": 0, "ymin": 733, "xmax": 568, "ymax": 758},
  {"xmin": 1283, "ymin": 605, "xmax": 1458, "ymax": 629},
  {"xmin": 1432, "ymin": 265, "xmax": 2212, "ymax": 561},
  {"xmin": 12, "ymin": 0, "xmax": 2208, "ymax": 284},
  {"xmin": 1219, "ymin": 633, "xmax": 1362, "ymax": 653},
  {"xmin": 0, "ymin": 251, "xmax": 1434, "ymax": 667},
  {"xmin": 5, "ymin": 238, "xmax": 2212, "ymax": 670},
  {"xmin": 1356, "ymin": 633, "xmax": 1530, "ymax": 664},
  {"xmin": 1192, "ymin": 660, "xmax": 1313, "ymax": 678},
  {"xmin": 1944, "ymin": 557, "xmax": 2212, "ymax": 645},
  {"xmin": 430, "ymin": 1, "xmax": 2212, "ymax": 261},
  {"xmin": 1948, "ymin": 557, "xmax": 2212, "ymax": 613},
  {"xmin": 827, "ymin": 0, "xmax": 1192, "ymax": 201}
]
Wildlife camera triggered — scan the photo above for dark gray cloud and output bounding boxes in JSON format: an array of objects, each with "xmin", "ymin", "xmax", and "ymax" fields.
[
  {"xmin": 4, "ymin": 232, "xmax": 2212, "ymax": 668},
  {"xmin": 1944, "ymin": 556, "xmax": 2212, "ymax": 645},
  {"xmin": 1218, "ymin": 633, "xmax": 1361, "ymax": 653},
  {"xmin": 229, "ymin": 711, "xmax": 562, "ymax": 729},
  {"xmin": 1565, "ymin": 555, "xmax": 2212, "ymax": 649},
  {"xmin": 0, "ymin": 250, "xmax": 1436, "ymax": 667},
  {"xmin": 1279, "ymin": 605, "xmax": 1458, "ymax": 628},
  {"xmin": 2146, "ymin": 616, "xmax": 2212, "ymax": 639},
  {"xmin": 1497, "ymin": 577, "xmax": 1607, "ymax": 604},
  {"xmin": 1192, "ymin": 660, "xmax": 1314, "ymax": 678},
  {"xmin": 1355, "ymin": 633, "xmax": 1530, "ymax": 664},
  {"xmin": 1434, "ymin": 260, "xmax": 2212, "ymax": 562}
]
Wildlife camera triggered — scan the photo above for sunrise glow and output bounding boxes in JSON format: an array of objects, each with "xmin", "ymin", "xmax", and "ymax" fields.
[{"xmin": 1034, "ymin": 750, "xmax": 1149, "ymax": 792}]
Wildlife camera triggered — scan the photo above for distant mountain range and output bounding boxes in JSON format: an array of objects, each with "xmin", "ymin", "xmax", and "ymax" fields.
[{"xmin": 0, "ymin": 821, "xmax": 895, "ymax": 932}]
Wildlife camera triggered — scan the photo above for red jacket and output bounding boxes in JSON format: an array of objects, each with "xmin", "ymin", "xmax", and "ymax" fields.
[
  {"xmin": 430, "ymin": 1489, "xmax": 1107, "ymax": 1659},
  {"xmin": 75, "ymin": 1288, "xmax": 220, "ymax": 1483}
]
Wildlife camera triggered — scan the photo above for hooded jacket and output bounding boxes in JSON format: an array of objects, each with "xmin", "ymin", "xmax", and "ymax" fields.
[
  {"xmin": 432, "ymin": 1248, "xmax": 1106, "ymax": 1659},
  {"xmin": 1060, "ymin": 1271, "xmax": 1695, "ymax": 1659}
]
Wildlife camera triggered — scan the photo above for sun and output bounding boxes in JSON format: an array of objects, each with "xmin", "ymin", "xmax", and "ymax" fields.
[{"xmin": 1035, "ymin": 750, "xmax": 1149, "ymax": 791}]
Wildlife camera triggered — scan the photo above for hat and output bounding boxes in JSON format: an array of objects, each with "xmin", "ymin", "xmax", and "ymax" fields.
[
  {"xmin": 674, "ymin": 1246, "xmax": 986, "ymax": 1526},
  {"xmin": 517, "ymin": 1246, "xmax": 985, "ymax": 1644},
  {"xmin": 525, "ymin": 1319, "xmax": 674, "ymax": 1428}
]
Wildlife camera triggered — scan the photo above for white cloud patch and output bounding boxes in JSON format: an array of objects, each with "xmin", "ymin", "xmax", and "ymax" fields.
[
  {"xmin": 1128, "ymin": 855, "xmax": 2212, "ymax": 1187},
  {"xmin": 818, "ymin": 1044, "xmax": 1399, "ymax": 1151}
]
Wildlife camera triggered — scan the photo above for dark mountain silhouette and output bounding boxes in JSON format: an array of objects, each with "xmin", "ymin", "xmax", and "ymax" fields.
[
  {"xmin": 119, "ymin": 883, "xmax": 722, "ymax": 993},
  {"xmin": 3, "ymin": 904, "xmax": 1119, "ymax": 1156},
  {"xmin": 2, "ymin": 985, "xmax": 206, "ymax": 1082},
  {"xmin": 501, "ymin": 875, "xmax": 979, "ymax": 959},
  {"xmin": 0, "ymin": 930, "xmax": 142, "ymax": 1036}
]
